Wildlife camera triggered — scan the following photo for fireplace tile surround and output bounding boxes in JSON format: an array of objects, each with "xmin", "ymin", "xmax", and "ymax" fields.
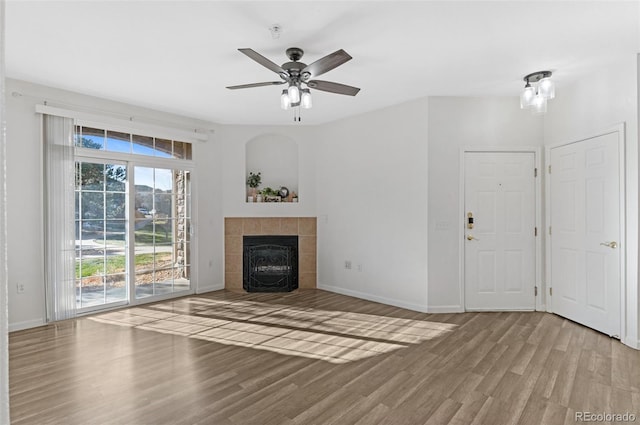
[{"xmin": 224, "ymin": 217, "xmax": 317, "ymax": 291}]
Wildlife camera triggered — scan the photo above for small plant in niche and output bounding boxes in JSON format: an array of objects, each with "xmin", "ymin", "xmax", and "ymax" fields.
[
  {"xmin": 246, "ymin": 172, "xmax": 261, "ymax": 189},
  {"xmin": 260, "ymin": 187, "xmax": 278, "ymax": 197},
  {"xmin": 261, "ymin": 187, "xmax": 282, "ymax": 202}
]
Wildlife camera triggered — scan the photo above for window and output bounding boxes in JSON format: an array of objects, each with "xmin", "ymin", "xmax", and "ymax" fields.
[{"xmin": 75, "ymin": 126, "xmax": 193, "ymax": 159}]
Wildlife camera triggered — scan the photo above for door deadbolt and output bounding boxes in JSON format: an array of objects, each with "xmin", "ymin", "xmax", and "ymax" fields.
[{"xmin": 467, "ymin": 212, "xmax": 474, "ymax": 229}]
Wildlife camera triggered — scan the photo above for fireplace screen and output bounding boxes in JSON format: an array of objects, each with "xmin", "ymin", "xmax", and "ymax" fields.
[{"xmin": 243, "ymin": 235, "xmax": 298, "ymax": 292}]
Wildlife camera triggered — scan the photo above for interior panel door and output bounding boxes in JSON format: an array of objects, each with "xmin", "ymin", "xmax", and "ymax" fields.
[{"xmin": 549, "ymin": 133, "xmax": 621, "ymax": 336}]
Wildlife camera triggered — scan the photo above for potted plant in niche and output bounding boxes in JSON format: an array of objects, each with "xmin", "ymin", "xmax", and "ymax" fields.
[
  {"xmin": 246, "ymin": 172, "xmax": 261, "ymax": 202},
  {"xmin": 261, "ymin": 187, "xmax": 281, "ymax": 202}
]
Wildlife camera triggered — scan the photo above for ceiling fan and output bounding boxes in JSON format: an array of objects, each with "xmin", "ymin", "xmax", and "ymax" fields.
[{"xmin": 226, "ymin": 47, "xmax": 360, "ymax": 110}]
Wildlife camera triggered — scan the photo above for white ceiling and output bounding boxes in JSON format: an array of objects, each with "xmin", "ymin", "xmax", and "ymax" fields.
[{"xmin": 6, "ymin": 1, "xmax": 639, "ymax": 125}]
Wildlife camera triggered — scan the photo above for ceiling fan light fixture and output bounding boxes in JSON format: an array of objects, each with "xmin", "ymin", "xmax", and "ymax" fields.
[
  {"xmin": 301, "ymin": 89, "xmax": 312, "ymax": 109},
  {"xmin": 227, "ymin": 47, "xmax": 360, "ymax": 119},
  {"xmin": 280, "ymin": 90, "xmax": 290, "ymax": 110},
  {"xmin": 288, "ymin": 84, "xmax": 300, "ymax": 104}
]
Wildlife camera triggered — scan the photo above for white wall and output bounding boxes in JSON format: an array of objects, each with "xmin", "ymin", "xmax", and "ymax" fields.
[
  {"xmin": 314, "ymin": 98, "xmax": 430, "ymax": 311},
  {"xmin": 427, "ymin": 97, "xmax": 543, "ymax": 311},
  {"xmin": 543, "ymin": 55, "xmax": 639, "ymax": 349},
  {"xmin": 6, "ymin": 78, "xmax": 220, "ymax": 330}
]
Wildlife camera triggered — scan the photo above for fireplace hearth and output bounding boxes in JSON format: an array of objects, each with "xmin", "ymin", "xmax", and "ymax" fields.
[{"xmin": 243, "ymin": 235, "xmax": 298, "ymax": 292}]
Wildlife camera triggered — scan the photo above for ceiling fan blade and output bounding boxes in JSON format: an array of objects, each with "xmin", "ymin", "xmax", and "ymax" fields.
[
  {"xmin": 307, "ymin": 80, "xmax": 360, "ymax": 96},
  {"xmin": 238, "ymin": 48, "xmax": 286, "ymax": 75},
  {"xmin": 226, "ymin": 81, "xmax": 285, "ymax": 90},
  {"xmin": 301, "ymin": 49, "xmax": 352, "ymax": 78}
]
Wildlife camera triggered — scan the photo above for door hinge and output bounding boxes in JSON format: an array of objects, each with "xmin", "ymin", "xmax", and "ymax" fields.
[
  {"xmin": 534, "ymin": 168, "xmax": 538, "ymax": 177},
  {"xmin": 548, "ymin": 165, "xmax": 552, "ymax": 174},
  {"xmin": 534, "ymin": 227, "xmax": 538, "ymax": 236},
  {"xmin": 535, "ymin": 286, "xmax": 538, "ymax": 296},
  {"xmin": 549, "ymin": 287, "xmax": 553, "ymax": 296},
  {"xmin": 549, "ymin": 226, "xmax": 552, "ymax": 236}
]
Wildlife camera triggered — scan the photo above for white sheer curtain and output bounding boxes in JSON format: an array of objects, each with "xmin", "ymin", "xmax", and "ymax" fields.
[
  {"xmin": 0, "ymin": 0, "xmax": 10, "ymax": 422},
  {"xmin": 43, "ymin": 114, "xmax": 77, "ymax": 321}
]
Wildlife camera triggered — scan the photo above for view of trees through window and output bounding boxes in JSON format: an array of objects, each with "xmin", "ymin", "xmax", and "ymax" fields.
[{"xmin": 74, "ymin": 126, "xmax": 192, "ymax": 310}]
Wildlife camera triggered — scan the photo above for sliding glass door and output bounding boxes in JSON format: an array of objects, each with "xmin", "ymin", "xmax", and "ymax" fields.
[
  {"xmin": 75, "ymin": 161, "xmax": 192, "ymax": 312},
  {"xmin": 134, "ymin": 166, "xmax": 191, "ymax": 299}
]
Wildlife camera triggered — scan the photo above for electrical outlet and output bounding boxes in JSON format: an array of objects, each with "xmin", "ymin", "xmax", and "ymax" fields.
[
  {"xmin": 357, "ymin": 264, "xmax": 363, "ymax": 272},
  {"xmin": 16, "ymin": 283, "xmax": 25, "ymax": 294},
  {"xmin": 344, "ymin": 260, "xmax": 352, "ymax": 270}
]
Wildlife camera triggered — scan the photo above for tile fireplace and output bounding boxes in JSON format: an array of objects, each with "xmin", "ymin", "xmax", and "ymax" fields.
[{"xmin": 224, "ymin": 217, "xmax": 316, "ymax": 291}]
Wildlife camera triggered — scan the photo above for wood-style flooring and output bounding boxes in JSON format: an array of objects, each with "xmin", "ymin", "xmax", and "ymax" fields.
[{"xmin": 9, "ymin": 289, "xmax": 640, "ymax": 425}]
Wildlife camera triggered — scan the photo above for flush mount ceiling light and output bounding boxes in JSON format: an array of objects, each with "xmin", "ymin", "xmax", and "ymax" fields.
[
  {"xmin": 520, "ymin": 70, "xmax": 555, "ymax": 114},
  {"xmin": 226, "ymin": 47, "xmax": 360, "ymax": 121}
]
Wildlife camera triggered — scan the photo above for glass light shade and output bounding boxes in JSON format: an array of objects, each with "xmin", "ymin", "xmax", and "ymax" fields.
[
  {"xmin": 301, "ymin": 89, "xmax": 312, "ymax": 109},
  {"xmin": 280, "ymin": 90, "xmax": 290, "ymax": 110},
  {"xmin": 520, "ymin": 85, "xmax": 536, "ymax": 108},
  {"xmin": 287, "ymin": 84, "xmax": 300, "ymax": 104},
  {"xmin": 538, "ymin": 77, "xmax": 555, "ymax": 99},
  {"xmin": 531, "ymin": 94, "xmax": 547, "ymax": 114}
]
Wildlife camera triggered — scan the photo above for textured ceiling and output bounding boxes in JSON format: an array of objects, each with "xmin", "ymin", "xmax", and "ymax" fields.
[{"xmin": 6, "ymin": 1, "xmax": 639, "ymax": 125}]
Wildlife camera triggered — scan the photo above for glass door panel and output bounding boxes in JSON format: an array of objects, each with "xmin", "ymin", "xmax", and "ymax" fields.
[
  {"xmin": 134, "ymin": 166, "xmax": 191, "ymax": 299},
  {"xmin": 75, "ymin": 161, "xmax": 128, "ymax": 309}
]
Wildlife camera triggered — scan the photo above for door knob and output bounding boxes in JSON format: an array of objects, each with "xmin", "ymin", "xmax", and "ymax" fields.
[
  {"xmin": 466, "ymin": 235, "xmax": 479, "ymax": 241},
  {"xmin": 600, "ymin": 241, "xmax": 617, "ymax": 249}
]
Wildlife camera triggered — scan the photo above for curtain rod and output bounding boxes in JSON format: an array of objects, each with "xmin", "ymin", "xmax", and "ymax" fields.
[{"xmin": 13, "ymin": 90, "xmax": 215, "ymax": 141}]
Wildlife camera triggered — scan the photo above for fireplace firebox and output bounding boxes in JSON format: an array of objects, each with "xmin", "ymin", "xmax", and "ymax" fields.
[{"xmin": 243, "ymin": 235, "xmax": 298, "ymax": 292}]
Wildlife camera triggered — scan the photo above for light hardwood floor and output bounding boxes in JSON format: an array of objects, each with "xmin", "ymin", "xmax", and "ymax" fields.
[{"xmin": 9, "ymin": 290, "xmax": 640, "ymax": 425}]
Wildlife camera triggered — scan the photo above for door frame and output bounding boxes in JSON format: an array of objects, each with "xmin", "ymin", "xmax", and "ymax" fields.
[
  {"xmin": 459, "ymin": 147, "xmax": 543, "ymax": 311},
  {"xmin": 545, "ymin": 124, "xmax": 626, "ymax": 340}
]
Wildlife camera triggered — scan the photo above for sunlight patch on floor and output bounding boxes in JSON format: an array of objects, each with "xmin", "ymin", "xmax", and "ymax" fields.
[{"xmin": 89, "ymin": 296, "xmax": 457, "ymax": 364}]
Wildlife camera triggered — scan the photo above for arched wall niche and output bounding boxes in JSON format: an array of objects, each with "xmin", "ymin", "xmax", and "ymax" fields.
[{"xmin": 245, "ymin": 133, "xmax": 299, "ymax": 202}]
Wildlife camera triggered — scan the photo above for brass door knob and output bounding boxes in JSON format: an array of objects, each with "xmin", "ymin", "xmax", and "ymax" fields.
[
  {"xmin": 466, "ymin": 235, "xmax": 479, "ymax": 241},
  {"xmin": 600, "ymin": 241, "xmax": 618, "ymax": 249}
]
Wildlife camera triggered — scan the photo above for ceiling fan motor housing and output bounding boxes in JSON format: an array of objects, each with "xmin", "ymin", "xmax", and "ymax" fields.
[{"xmin": 285, "ymin": 47, "xmax": 304, "ymax": 61}]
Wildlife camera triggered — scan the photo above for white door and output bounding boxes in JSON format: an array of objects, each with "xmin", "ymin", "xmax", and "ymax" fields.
[
  {"xmin": 549, "ymin": 133, "xmax": 621, "ymax": 337},
  {"xmin": 464, "ymin": 152, "xmax": 536, "ymax": 310}
]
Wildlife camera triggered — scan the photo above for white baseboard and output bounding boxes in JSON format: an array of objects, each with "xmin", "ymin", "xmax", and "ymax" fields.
[
  {"xmin": 621, "ymin": 336, "xmax": 640, "ymax": 350},
  {"xmin": 427, "ymin": 305, "xmax": 464, "ymax": 314},
  {"xmin": 536, "ymin": 304, "xmax": 547, "ymax": 312},
  {"xmin": 317, "ymin": 283, "xmax": 428, "ymax": 313},
  {"xmin": 196, "ymin": 283, "xmax": 224, "ymax": 294},
  {"xmin": 9, "ymin": 318, "xmax": 46, "ymax": 332}
]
